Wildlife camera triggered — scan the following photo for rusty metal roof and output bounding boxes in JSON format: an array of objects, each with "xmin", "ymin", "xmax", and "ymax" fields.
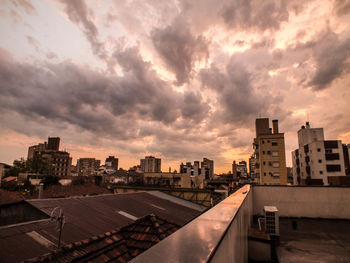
[
  {"xmin": 24, "ymin": 213, "xmax": 179, "ymax": 263},
  {"xmin": 0, "ymin": 191, "xmax": 204, "ymax": 262}
]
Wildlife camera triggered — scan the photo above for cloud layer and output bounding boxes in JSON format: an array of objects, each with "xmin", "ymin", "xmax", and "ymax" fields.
[{"xmin": 0, "ymin": 0, "xmax": 350, "ymax": 172}]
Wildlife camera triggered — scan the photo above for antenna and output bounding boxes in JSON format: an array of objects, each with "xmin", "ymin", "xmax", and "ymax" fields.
[{"xmin": 50, "ymin": 207, "xmax": 65, "ymax": 248}]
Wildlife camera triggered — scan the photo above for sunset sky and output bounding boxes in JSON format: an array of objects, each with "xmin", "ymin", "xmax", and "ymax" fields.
[{"xmin": 0, "ymin": 0, "xmax": 349, "ymax": 173}]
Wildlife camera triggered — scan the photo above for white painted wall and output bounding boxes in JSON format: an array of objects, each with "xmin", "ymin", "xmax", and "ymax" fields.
[{"xmin": 253, "ymin": 186, "xmax": 350, "ymax": 219}]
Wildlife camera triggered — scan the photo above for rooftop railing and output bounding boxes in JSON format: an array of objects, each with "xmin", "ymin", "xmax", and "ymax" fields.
[{"xmin": 130, "ymin": 184, "xmax": 252, "ymax": 263}]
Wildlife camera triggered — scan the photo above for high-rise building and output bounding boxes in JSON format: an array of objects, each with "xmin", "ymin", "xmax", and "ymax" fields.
[
  {"xmin": 232, "ymin": 161, "xmax": 238, "ymax": 179},
  {"xmin": 232, "ymin": 160, "xmax": 248, "ymax": 178},
  {"xmin": 291, "ymin": 122, "xmax": 346, "ymax": 185},
  {"xmin": 105, "ymin": 156, "xmax": 119, "ymax": 171},
  {"xmin": 248, "ymin": 155, "xmax": 256, "ymax": 178},
  {"xmin": 201, "ymin": 158, "xmax": 214, "ymax": 180},
  {"xmin": 77, "ymin": 158, "xmax": 101, "ymax": 176},
  {"xmin": 27, "ymin": 137, "xmax": 72, "ymax": 177},
  {"xmin": 28, "ymin": 143, "xmax": 46, "ymax": 159},
  {"xmin": 140, "ymin": 156, "xmax": 161, "ymax": 173},
  {"xmin": 47, "ymin": 137, "xmax": 60, "ymax": 151},
  {"xmin": 253, "ymin": 118, "xmax": 287, "ymax": 185}
]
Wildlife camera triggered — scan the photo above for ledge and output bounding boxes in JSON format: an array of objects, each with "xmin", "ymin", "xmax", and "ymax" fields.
[{"xmin": 130, "ymin": 184, "xmax": 251, "ymax": 263}]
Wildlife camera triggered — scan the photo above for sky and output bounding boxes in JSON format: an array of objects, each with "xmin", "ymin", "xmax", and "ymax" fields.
[{"xmin": 0, "ymin": 0, "xmax": 349, "ymax": 173}]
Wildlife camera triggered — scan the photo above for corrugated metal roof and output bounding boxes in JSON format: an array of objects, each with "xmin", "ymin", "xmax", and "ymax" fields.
[
  {"xmin": 24, "ymin": 213, "xmax": 180, "ymax": 263},
  {"xmin": 0, "ymin": 191, "xmax": 204, "ymax": 262}
]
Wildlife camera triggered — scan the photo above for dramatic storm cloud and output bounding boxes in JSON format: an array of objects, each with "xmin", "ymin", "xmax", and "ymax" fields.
[{"xmin": 0, "ymin": 0, "xmax": 349, "ymax": 172}]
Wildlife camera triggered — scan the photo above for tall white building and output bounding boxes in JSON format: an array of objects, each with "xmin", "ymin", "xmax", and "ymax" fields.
[
  {"xmin": 140, "ymin": 156, "xmax": 161, "ymax": 173},
  {"xmin": 292, "ymin": 122, "xmax": 346, "ymax": 185}
]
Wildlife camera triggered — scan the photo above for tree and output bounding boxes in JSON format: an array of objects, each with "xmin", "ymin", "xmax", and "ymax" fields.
[
  {"xmin": 4, "ymin": 158, "xmax": 27, "ymax": 178},
  {"xmin": 26, "ymin": 155, "xmax": 51, "ymax": 174},
  {"xmin": 4, "ymin": 156, "xmax": 52, "ymax": 178}
]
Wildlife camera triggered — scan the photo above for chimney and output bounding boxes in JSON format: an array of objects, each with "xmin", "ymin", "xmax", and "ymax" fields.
[
  {"xmin": 39, "ymin": 183, "xmax": 44, "ymax": 199},
  {"xmin": 272, "ymin": 120, "xmax": 279, "ymax": 134}
]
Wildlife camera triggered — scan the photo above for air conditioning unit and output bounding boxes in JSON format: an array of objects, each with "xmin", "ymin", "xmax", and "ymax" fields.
[{"xmin": 264, "ymin": 206, "xmax": 279, "ymax": 236}]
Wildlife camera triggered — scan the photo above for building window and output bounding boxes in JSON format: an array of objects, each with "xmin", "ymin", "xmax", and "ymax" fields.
[
  {"xmin": 264, "ymin": 172, "xmax": 266, "ymax": 176},
  {"xmin": 272, "ymin": 162, "xmax": 280, "ymax": 168},
  {"xmin": 263, "ymin": 161, "xmax": 266, "ymax": 165},
  {"xmin": 318, "ymin": 160, "xmax": 322, "ymax": 163},
  {"xmin": 272, "ymin": 151, "xmax": 279, "ymax": 156},
  {"xmin": 272, "ymin": 141, "xmax": 278, "ymax": 146},
  {"xmin": 263, "ymin": 151, "xmax": 265, "ymax": 154},
  {"xmin": 326, "ymin": 165, "xmax": 341, "ymax": 172},
  {"xmin": 267, "ymin": 140, "xmax": 270, "ymax": 143},
  {"xmin": 267, "ymin": 151, "xmax": 271, "ymax": 155},
  {"xmin": 317, "ymin": 148, "xmax": 321, "ymax": 152},
  {"xmin": 320, "ymin": 171, "xmax": 323, "ymax": 174},
  {"xmin": 272, "ymin": 172, "xmax": 280, "ymax": 178},
  {"xmin": 262, "ymin": 140, "xmax": 265, "ymax": 144}
]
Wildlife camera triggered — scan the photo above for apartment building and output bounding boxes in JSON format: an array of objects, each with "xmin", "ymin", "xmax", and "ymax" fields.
[
  {"xmin": 27, "ymin": 137, "xmax": 72, "ymax": 177},
  {"xmin": 249, "ymin": 155, "xmax": 256, "ymax": 178},
  {"xmin": 232, "ymin": 160, "xmax": 248, "ymax": 178},
  {"xmin": 179, "ymin": 161, "xmax": 205, "ymax": 189},
  {"xmin": 140, "ymin": 156, "xmax": 161, "ymax": 173},
  {"xmin": 105, "ymin": 156, "xmax": 119, "ymax": 171},
  {"xmin": 253, "ymin": 118, "xmax": 287, "ymax": 185},
  {"xmin": 292, "ymin": 122, "xmax": 347, "ymax": 185},
  {"xmin": 77, "ymin": 158, "xmax": 101, "ymax": 176},
  {"xmin": 201, "ymin": 158, "xmax": 214, "ymax": 180}
]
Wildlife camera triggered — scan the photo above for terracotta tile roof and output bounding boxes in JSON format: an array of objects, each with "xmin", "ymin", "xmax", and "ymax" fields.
[
  {"xmin": 24, "ymin": 213, "xmax": 180, "ymax": 263},
  {"xmin": 2, "ymin": 176, "xmax": 17, "ymax": 182}
]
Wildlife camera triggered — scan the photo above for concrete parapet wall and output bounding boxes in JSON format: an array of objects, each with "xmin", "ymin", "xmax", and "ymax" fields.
[
  {"xmin": 253, "ymin": 186, "xmax": 350, "ymax": 219},
  {"xmin": 114, "ymin": 186, "xmax": 212, "ymax": 207},
  {"xmin": 210, "ymin": 185, "xmax": 252, "ymax": 263}
]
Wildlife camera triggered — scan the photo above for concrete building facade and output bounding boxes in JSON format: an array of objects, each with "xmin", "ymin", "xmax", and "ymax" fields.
[
  {"xmin": 105, "ymin": 156, "xmax": 118, "ymax": 171},
  {"xmin": 249, "ymin": 155, "xmax": 256, "ymax": 178},
  {"xmin": 233, "ymin": 161, "xmax": 248, "ymax": 178},
  {"xmin": 292, "ymin": 122, "xmax": 346, "ymax": 185},
  {"xmin": 179, "ymin": 161, "xmax": 205, "ymax": 189},
  {"xmin": 140, "ymin": 156, "xmax": 161, "ymax": 173},
  {"xmin": 201, "ymin": 158, "xmax": 214, "ymax": 180},
  {"xmin": 77, "ymin": 158, "xmax": 101, "ymax": 176},
  {"xmin": 253, "ymin": 118, "xmax": 287, "ymax": 185},
  {"xmin": 27, "ymin": 137, "xmax": 72, "ymax": 177},
  {"xmin": 143, "ymin": 172, "xmax": 192, "ymax": 188}
]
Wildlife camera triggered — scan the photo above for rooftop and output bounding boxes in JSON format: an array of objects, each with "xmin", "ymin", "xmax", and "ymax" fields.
[
  {"xmin": 277, "ymin": 218, "xmax": 350, "ymax": 263},
  {"xmin": 0, "ymin": 191, "xmax": 205, "ymax": 262},
  {"xmin": 25, "ymin": 213, "xmax": 180, "ymax": 263}
]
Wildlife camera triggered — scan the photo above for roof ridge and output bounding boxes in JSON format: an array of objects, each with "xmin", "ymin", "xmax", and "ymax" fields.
[
  {"xmin": 149, "ymin": 213, "xmax": 181, "ymax": 228},
  {"xmin": 149, "ymin": 213, "xmax": 167, "ymax": 240}
]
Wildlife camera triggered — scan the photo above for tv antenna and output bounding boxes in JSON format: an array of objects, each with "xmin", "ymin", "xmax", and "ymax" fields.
[{"xmin": 50, "ymin": 207, "xmax": 65, "ymax": 248}]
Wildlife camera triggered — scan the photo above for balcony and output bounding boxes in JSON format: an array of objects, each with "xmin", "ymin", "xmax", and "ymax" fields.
[
  {"xmin": 325, "ymin": 153, "xmax": 340, "ymax": 160},
  {"xmin": 324, "ymin": 140, "xmax": 338, "ymax": 149},
  {"xmin": 131, "ymin": 185, "xmax": 350, "ymax": 263},
  {"xmin": 306, "ymin": 165, "xmax": 311, "ymax": 175}
]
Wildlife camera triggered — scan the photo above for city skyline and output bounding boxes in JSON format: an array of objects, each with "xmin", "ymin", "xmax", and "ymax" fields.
[{"xmin": 1, "ymin": 0, "xmax": 350, "ymax": 173}]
